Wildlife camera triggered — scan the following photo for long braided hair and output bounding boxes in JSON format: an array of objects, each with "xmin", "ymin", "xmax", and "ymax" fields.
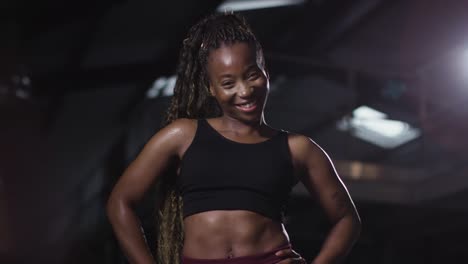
[{"xmin": 156, "ymin": 13, "xmax": 266, "ymax": 263}]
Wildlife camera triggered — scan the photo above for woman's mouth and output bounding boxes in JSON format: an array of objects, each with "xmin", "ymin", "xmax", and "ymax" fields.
[{"xmin": 235, "ymin": 100, "xmax": 258, "ymax": 112}]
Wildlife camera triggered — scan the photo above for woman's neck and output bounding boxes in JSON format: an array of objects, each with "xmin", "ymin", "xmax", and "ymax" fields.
[{"xmin": 216, "ymin": 114, "xmax": 272, "ymax": 136}]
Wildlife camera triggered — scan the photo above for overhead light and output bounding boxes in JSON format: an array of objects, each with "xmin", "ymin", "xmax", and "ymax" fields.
[
  {"xmin": 336, "ymin": 105, "xmax": 420, "ymax": 149},
  {"xmin": 146, "ymin": 75, "xmax": 176, "ymax": 98},
  {"xmin": 352, "ymin": 105, "xmax": 387, "ymax": 119},
  {"xmin": 217, "ymin": 0, "xmax": 306, "ymax": 12}
]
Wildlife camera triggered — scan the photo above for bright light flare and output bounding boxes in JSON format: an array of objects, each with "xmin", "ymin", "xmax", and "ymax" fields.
[{"xmin": 217, "ymin": 0, "xmax": 306, "ymax": 12}]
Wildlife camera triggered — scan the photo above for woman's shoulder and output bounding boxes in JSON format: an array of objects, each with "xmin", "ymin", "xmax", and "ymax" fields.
[
  {"xmin": 145, "ymin": 118, "xmax": 197, "ymax": 152},
  {"xmin": 159, "ymin": 118, "xmax": 198, "ymax": 155},
  {"xmin": 282, "ymin": 131, "xmax": 311, "ymax": 146},
  {"xmin": 167, "ymin": 118, "xmax": 198, "ymax": 131},
  {"xmin": 283, "ymin": 131, "xmax": 326, "ymax": 163},
  {"xmin": 159, "ymin": 118, "xmax": 198, "ymax": 141}
]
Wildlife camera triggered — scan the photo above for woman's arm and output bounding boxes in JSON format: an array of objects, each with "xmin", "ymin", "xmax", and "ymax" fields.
[
  {"xmin": 106, "ymin": 119, "xmax": 195, "ymax": 264},
  {"xmin": 289, "ymin": 134, "xmax": 361, "ymax": 264}
]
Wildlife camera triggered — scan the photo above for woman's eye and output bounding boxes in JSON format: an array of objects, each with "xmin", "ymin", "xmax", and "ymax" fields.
[
  {"xmin": 221, "ymin": 81, "xmax": 234, "ymax": 87},
  {"xmin": 248, "ymin": 72, "xmax": 260, "ymax": 80}
]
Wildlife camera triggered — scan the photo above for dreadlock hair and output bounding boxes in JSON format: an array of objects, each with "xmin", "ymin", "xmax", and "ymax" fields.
[{"xmin": 155, "ymin": 12, "xmax": 265, "ymax": 264}]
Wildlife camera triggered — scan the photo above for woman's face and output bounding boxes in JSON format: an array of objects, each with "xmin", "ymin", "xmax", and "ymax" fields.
[{"xmin": 206, "ymin": 42, "xmax": 269, "ymax": 123}]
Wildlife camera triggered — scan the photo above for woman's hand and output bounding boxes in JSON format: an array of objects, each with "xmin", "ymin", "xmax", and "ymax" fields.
[{"xmin": 275, "ymin": 247, "xmax": 307, "ymax": 263}]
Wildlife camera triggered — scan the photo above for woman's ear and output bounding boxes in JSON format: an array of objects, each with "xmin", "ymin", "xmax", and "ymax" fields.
[{"xmin": 208, "ymin": 83, "xmax": 215, "ymax": 96}]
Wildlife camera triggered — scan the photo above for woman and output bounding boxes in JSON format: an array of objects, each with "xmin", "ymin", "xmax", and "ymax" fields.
[{"xmin": 107, "ymin": 13, "xmax": 361, "ymax": 264}]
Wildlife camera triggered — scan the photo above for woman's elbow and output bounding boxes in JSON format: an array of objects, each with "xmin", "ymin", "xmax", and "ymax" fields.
[{"xmin": 106, "ymin": 193, "xmax": 129, "ymax": 223}]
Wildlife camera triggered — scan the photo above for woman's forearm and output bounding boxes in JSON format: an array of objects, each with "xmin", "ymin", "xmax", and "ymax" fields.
[
  {"xmin": 107, "ymin": 198, "xmax": 156, "ymax": 264},
  {"xmin": 312, "ymin": 214, "xmax": 361, "ymax": 264}
]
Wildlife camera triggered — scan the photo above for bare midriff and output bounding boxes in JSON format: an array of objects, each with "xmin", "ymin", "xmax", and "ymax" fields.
[{"xmin": 182, "ymin": 210, "xmax": 290, "ymax": 259}]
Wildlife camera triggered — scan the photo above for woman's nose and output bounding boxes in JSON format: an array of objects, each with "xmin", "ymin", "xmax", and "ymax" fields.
[{"xmin": 239, "ymin": 85, "xmax": 253, "ymax": 97}]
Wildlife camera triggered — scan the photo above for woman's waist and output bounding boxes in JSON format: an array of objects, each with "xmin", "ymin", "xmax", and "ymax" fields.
[
  {"xmin": 181, "ymin": 242, "xmax": 291, "ymax": 263},
  {"xmin": 182, "ymin": 210, "xmax": 289, "ymax": 259}
]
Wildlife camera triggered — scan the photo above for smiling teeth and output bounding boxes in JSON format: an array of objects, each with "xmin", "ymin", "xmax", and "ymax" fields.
[
  {"xmin": 242, "ymin": 102, "xmax": 254, "ymax": 107},
  {"xmin": 239, "ymin": 101, "xmax": 255, "ymax": 107}
]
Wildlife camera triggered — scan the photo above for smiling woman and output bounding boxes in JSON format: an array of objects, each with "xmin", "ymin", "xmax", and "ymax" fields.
[
  {"xmin": 106, "ymin": 13, "xmax": 361, "ymax": 264},
  {"xmin": 207, "ymin": 42, "xmax": 269, "ymax": 122}
]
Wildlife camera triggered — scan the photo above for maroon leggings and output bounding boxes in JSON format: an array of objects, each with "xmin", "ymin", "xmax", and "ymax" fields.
[{"xmin": 181, "ymin": 243, "xmax": 291, "ymax": 264}]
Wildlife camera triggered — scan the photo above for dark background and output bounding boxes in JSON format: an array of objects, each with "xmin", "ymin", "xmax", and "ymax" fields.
[{"xmin": 1, "ymin": 0, "xmax": 468, "ymax": 263}]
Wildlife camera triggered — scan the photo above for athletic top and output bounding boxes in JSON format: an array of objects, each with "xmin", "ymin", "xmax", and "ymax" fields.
[{"xmin": 177, "ymin": 119, "xmax": 296, "ymax": 221}]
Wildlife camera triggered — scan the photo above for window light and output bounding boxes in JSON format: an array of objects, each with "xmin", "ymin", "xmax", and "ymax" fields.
[{"xmin": 337, "ymin": 105, "xmax": 420, "ymax": 149}]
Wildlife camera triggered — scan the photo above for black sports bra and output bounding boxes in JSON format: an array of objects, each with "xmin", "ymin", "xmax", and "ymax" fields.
[{"xmin": 177, "ymin": 119, "xmax": 296, "ymax": 221}]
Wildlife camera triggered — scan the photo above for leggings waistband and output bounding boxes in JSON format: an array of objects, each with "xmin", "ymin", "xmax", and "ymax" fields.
[{"xmin": 181, "ymin": 243, "xmax": 291, "ymax": 264}]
